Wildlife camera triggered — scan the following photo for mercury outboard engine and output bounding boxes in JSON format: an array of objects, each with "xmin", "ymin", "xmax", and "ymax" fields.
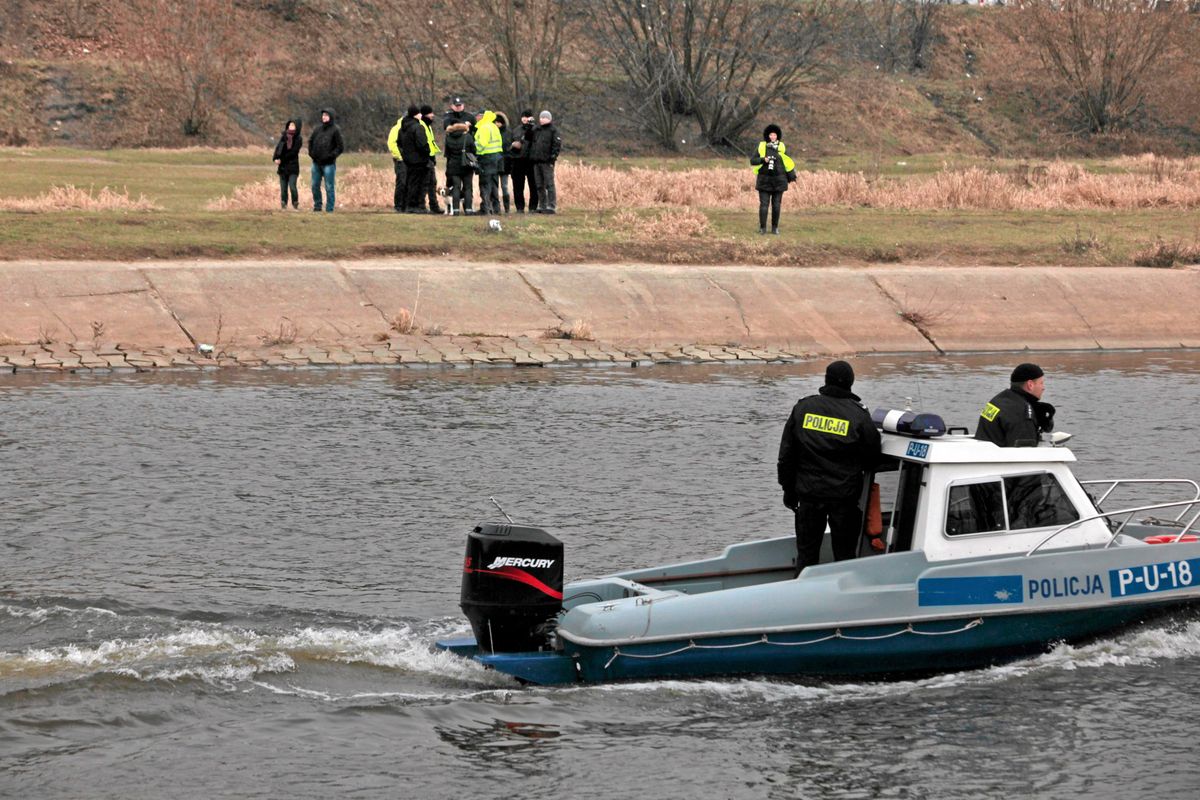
[{"xmin": 461, "ymin": 523, "xmax": 564, "ymax": 653}]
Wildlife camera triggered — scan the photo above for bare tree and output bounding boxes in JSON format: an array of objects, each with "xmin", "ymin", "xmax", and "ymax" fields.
[
  {"xmin": 1018, "ymin": 0, "xmax": 1185, "ymax": 133},
  {"xmin": 849, "ymin": 0, "xmax": 944, "ymax": 74},
  {"xmin": 360, "ymin": 0, "xmax": 572, "ymax": 112},
  {"xmin": 581, "ymin": 0, "xmax": 840, "ymax": 149},
  {"xmin": 350, "ymin": 2, "xmax": 440, "ymax": 105},
  {"xmin": 130, "ymin": 0, "xmax": 250, "ymax": 137}
]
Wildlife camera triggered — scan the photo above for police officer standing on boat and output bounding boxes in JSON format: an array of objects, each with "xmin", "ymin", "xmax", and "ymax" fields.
[
  {"xmin": 974, "ymin": 362, "xmax": 1055, "ymax": 447},
  {"xmin": 778, "ymin": 360, "xmax": 882, "ymax": 577}
]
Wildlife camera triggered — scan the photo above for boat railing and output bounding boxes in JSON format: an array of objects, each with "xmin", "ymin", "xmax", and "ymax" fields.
[
  {"xmin": 1079, "ymin": 478, "xmax": 1200, "ymax": 522},
  {"xmin": 1026, "ymin": 497, "xmax": 1200, "ymax": 557}
]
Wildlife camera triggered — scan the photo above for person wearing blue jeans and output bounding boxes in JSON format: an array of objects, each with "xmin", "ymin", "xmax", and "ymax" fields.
[
  {"xmin": 307, "ymin": 108, "xmax": 345, "ymax": 212},
  {"xmin": 311, "ymin": 161, "xmax": 336, "ymax": 212}
]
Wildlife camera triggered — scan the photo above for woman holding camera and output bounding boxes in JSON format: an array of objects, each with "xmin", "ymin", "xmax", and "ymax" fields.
[{"xmin": 749, "ymin": 124, "xmax": 797, "ymax": 235}]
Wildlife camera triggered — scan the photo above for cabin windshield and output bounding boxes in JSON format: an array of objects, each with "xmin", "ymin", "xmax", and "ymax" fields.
[{"xmin": 946, "ymin": 472, "xmax": 1080, "ymax": 537}]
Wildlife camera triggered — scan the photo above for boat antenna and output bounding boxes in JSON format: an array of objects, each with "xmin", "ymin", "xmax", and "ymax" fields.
[{"xmin": 490, "ymin": 496, "xmax": 515, "ymax": 524}]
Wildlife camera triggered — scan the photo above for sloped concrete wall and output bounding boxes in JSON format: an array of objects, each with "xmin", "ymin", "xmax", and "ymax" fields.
[{"xmin": 2, "ymin": 260, "xmax": 1198, "ymax": 354}]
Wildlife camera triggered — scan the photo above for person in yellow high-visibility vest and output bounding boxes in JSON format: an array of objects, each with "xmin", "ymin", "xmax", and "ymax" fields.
[
  {"xmin": 419, "ymin": 105, "xmax": 443, "ymax": 214},
  {"xmin": 473, "ymin": 110, "xmax": 504, "ymax": 215},
  {"xmin": 386, "ymin": 112, "xmax": 407, "ymax": 212},
  {"xmin": 749, "ymin": 124, "xmax": 797, "ymax": 235}
]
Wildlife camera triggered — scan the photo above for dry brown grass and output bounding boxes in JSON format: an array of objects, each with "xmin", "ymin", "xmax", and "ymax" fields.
[
  {"xmin": 609, "ymin": 207, "xmax": 710, "ymax": 239},
  {"xmin": 206, "ymin": 165, "xmax": 393, "ymax": 210},
  {"xmin": 544, "ymin": 319, "xmax": 594, "ymax": 341},
  {"xmin": 207, "ymin": 157, "xmax": 1200, "ymax": 213},
  {"xmin": 0, "ymin": 185, "xmax": 161, "ymax": 211}
]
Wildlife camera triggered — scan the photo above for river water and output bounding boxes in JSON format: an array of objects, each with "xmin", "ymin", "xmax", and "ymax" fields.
[{"xmin": 4, "ymin": 352, "xmax": 1200, "ymax": 798}]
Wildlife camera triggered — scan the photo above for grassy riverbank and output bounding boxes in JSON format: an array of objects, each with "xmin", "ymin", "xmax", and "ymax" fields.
[{"xmin": 3, "ymin": 147, "xmax": 1200, "ymax": 266}]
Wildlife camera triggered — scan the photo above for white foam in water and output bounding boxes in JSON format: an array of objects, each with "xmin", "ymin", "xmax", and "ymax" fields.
[{"xmin": 0, "ymin": 616, "xmax": 508, "ymax": 692}]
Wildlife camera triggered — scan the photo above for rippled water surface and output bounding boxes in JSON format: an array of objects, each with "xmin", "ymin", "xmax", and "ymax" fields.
[{"xmin": 5, "ymin": 352, "xmax": 1200, "ymax": 798}]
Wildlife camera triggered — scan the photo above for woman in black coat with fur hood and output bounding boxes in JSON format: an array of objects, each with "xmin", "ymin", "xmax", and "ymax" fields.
[
  {"xmin": 749, "ymin": 123, "xmax": 796, "ymax": 234},
  {"xmin": 273, "ymin": 119, "xmax": 303, "ymax": 209}
]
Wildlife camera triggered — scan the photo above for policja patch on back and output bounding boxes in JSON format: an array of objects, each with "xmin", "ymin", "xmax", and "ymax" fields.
[{"xmin": 802, "ymin": 413, "xmax": 849, "ymax": 436}]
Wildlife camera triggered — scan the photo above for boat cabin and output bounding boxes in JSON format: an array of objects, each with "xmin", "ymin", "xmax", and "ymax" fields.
[{"xmin": 873, "ymin": 424, "xmax": 1111, "ymax": 562}]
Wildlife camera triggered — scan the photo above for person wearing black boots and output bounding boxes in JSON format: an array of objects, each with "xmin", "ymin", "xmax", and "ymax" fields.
[
  {"xmin": 749, "ymin": 124, "xmax": 797, "ymax": 234},
  {"xmin": 272, "ymin": 119, "xmax": 302, "ymax": 209},
  {"xmin": 509, "ymin": 110, "xmax": 538, "ymax": 213}
]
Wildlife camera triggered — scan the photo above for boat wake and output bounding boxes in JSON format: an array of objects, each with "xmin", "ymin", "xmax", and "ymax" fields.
[
  {"xmin": 7, "ymin": 599, "xmax": 1198, "ymax": 703},
  {"xmin": 0, "ymin": 601, "xmax": 507, "ymax": 697}
]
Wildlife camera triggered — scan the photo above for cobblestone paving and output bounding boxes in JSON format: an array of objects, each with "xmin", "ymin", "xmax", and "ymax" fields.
[{"xmin": 0, "ymin": 335, "xmax": 811, "ymax": 374}]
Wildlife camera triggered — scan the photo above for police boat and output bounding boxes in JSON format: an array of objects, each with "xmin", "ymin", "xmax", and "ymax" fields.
[{"xmin": 437, "ymin": 410, "xmax": 1200, "ymax": 685}]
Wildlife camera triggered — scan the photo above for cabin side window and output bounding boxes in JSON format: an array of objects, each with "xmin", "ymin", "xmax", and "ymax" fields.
[
  {"xmin": 1004, "ymin": 473, "xmax": 1079, "ymax": 531},
  {"xmin": 945, "ymin": 472, "xmax": 1079, "ymax": 537},
  {"xmin": 946, "ymin": 481, "xmax": 1005, "ymax": 536}
]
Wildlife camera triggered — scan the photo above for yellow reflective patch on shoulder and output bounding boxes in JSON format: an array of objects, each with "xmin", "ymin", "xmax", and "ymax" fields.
[
  {"xmin": 981, "ymin": 402, "xmax": 1001, "ymax": 422},
  {"xmin": 802, "ymin": 413, "xmax": 849, "ymax": 437}
]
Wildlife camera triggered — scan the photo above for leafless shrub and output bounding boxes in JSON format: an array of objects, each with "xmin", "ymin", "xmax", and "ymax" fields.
[
  {"xmin": 852, "ymin": 0, "xmax": 945, "ymax": 74},
  {"xmin": 1132, "ymin": 238, "xmax": 1200, "ymax": 269},
  {"xmin": 37, "ymin": 325, "xmax": 56, "ymax": 345},
  {"xmin": 1015, "ymin": 0, "xmax": 1186, "ymax": 134},
  {"xmin": 0, "ymin": 185, "xmax": 161, "ymax": 211},
  {"xmin": 90, "ymin": 320, "xmax": 105, "ymax": 343},
  {"xmin": 128, "ymin": 0, "xmax": 253, "ymax": 138},
  {"xmin": 579, "ymin": 0, "xmax": 840, "ymax": 148},
  {"xmin": 356, "ymin": 0, "xmax": 572, "ymax": 113},
  {"xmin": 545, "ymin": 320, "xmax": 594, "ymax": 341},
  {"xmin": 866, "ymin": 246, "xmax": 903, "ymax": 263},
  {"xmin": 1061, "ymin": 224, "xmax": 1106, "ymax": 256},
  {"xmin": 259, "ymin": 317, "xmax": 298, "ymax": 346}
]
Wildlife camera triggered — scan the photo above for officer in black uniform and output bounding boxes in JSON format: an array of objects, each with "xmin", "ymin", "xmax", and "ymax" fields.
[
  {"xmin": 778, "ymin": 361, "xmax": 882, "ymax": 576},
  {"xmin": 974, "ymin": 362, "xmax": 1055, "ymax": 447}
]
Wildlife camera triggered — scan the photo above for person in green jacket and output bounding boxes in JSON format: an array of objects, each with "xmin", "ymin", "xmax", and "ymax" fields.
[
  {"xmin": 473, "ymin": 109, "xmax": 504, "ymax": 215},
  {"xmin": 749, "ymin": 124, "xmax": 797, "ymax": 235}
]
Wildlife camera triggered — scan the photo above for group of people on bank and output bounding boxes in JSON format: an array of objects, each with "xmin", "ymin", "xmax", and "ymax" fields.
[
  {"xmin": 778, "ymin": 361, "xmax": 1055, "ymax": 575},
  {"xmin": 271, "ymin": 106, "xmax": 799, "ymax": 228},
  {"xmin": 270, "ymin": 100, "xmax": 562, "ymax": 215},
  {"xmin": 388, "ymin": 99, "xmax": 562, "ymax": 216}
]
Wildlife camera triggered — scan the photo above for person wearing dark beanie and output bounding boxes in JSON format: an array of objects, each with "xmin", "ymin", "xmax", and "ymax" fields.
[
  {"xmin": 825, "ymin": 360, "xmax": 854, "ymax": 390},
  {"xmin": 974, "ymin": 363, "xmax": 1054, "ymax": 447},
  {"xmin": 777, "ymin": 360, "xmax": 881, "ymax": 576}
]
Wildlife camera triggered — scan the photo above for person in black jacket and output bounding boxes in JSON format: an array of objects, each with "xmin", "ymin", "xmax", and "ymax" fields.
[
  {"xmin": 528, "ymin": 110, "xmax": 561, "ymax": 214},
  {"xmin": 399, "ymin": 105, "xmax": 430, "ymax": 213},
  {"xmin": 509, "ymin": 110, "xmax": 538, "ymax": 213},
  {"xmin": 974, "ymin": 363, "xmax": 1054, "ymax": 447},
  {"xmin": 495, "ymin": 112, "xmax": 513, "ymax": 214},
  {"xmin": 749, "ymin": 124, "xmax": 797, "ymax": 234},
  {"xmin": 778, "ymin": 361, "xmax": 882, "ymax": 575},
  {"xmin": 272, "ymin": 119, "xmax": 302, "ymax": 210},
  {"xmin": 443, "ymin": 119, "xmax": 476, "ymax": 215},
  {"xmin": 307, "ymin": 108, "xmax": 344, "ymax": 212},
  {"xmin": 443, "ymin": 96, "xmax": 474, "ymax": 212}
]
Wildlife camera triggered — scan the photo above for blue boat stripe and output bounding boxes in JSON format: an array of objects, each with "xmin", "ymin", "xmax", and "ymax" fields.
[{"xmin": 918, "ymin": 575, "xmax": 1025, "ymax": 606}]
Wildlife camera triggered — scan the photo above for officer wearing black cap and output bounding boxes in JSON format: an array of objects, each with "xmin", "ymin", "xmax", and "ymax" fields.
[
  {"xmin": 974, "ymin": 362, "xmax": 1055, "ymax": 447},
  {"xmin": 778, "ymin": 360, "xmax": 882, "ymax": 576}
]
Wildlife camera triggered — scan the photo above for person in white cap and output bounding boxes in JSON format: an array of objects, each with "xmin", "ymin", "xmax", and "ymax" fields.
[{"xmin": 528, "ymin": 110, "xmax": 561, "ymax": 214}]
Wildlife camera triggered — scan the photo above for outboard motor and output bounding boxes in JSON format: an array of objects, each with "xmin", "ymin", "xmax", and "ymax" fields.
[{"xmin": 461, "ymin": 523, "xmax": 563, "ymax": 653}]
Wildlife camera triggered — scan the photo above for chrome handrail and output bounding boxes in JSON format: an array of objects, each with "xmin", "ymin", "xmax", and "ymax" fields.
[
  {"xmin": 1080, "ymin": 479, "xmax": 1200, "ymax": 522},
  {"xmin": 1025, "ymin": 497, "xmax": 1200, "ymax": 557}
]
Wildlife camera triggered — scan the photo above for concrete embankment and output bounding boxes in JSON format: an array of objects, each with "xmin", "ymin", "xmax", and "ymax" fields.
[{"xmin": 2, "ymin": 259, "xmax": 1199, "ymax": 372}]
